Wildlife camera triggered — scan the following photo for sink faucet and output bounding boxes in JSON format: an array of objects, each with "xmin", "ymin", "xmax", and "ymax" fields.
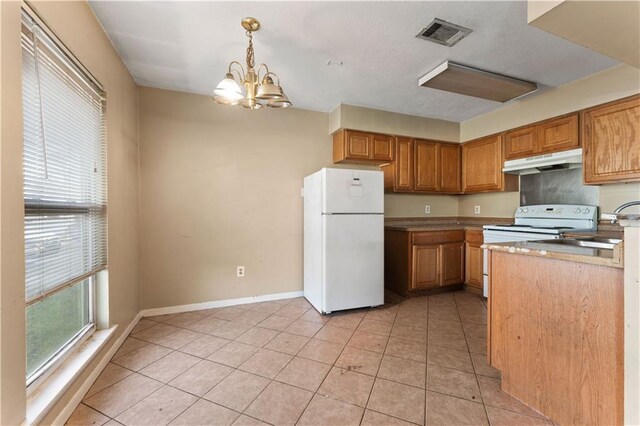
[
  {"xmin": 603, "ymin": 201, "xmax": 640, "ymax": 223},
  {"xmin": 613, "ymin": 201, "xmax": 640, "ymax": 214}
]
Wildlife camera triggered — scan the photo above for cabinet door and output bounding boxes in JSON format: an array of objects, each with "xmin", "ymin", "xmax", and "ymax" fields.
[
  {"xmin": 439, "ymin": 144, "xmax": 461, "ymax": 192},
  {"xmin": 372, "ymin": 134, "xmax": 393, "ymax": 161},
  {"xmin": 584, "ymin": 96, "xmax": 640, "ymax": 184},
  {"xmin": 462, "ymin": 135, "xmax": 504, "ymax": 192},
  {"xmin": 414, "ymin": 140, "xmax": 439, "ymax": 192},
  {"xmin": 345, "ymin": 131, "xmax": 371, "ymax": 160},
  {"xmin": 394, "ymin": 137, "xmax": 413, "ymax": 191},
  {"xmin": 412, "ymin": 245, "xmax": 439, "ymax": 290},
  {"xmin": 441, "ymin": 242, "xmax": 465, "ymax": 286},
  {"xmin": 465, "ymin": 243, "xmax": 483, "ymax": 288},
  {"xmin": 505, "ymin": 126, "xmax": 537, "ymax": 160},
  {"xmin": 537, "ymin": 114, "xmax": 579, "ymax": 154}
]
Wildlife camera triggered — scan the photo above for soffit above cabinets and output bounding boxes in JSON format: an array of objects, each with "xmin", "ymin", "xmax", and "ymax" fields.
[
  {"xmin": 528, "ymin": 0, "xmax": 640, "ymax": 68},
  {"xmin": 89, "ymin": 1, "xmax": 619, "ymax": 122}
]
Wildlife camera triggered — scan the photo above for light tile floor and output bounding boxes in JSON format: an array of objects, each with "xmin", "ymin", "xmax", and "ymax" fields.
[{"xmin": 67, "ymin": 291, "xmax": 554, "ymax": 426}]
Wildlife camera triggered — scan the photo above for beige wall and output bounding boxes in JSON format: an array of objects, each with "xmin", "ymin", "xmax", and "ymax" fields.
[
  {"xmin": 329, "ymin": 104, "xmax": 459, "ymax": 141},
  {"xmin": 458, "ymin": 192, "xmax": 520, "ymax": 218},
  {"xmin": 138, "ymin": 87, "xmax": 333, "ymax": 309},
  {"xmin": 385, "ymin": 193, "xmax": 459, "ymax": 218},
  {"xmin": 0, "ymin": 1, "xmax": 140, "ymax": 424},
  {"xmin": 0, "ymin": 2, "xmax": 27, "ymax": 423}
]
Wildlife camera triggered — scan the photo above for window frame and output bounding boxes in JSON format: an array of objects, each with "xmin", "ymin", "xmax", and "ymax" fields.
[
  {"xmin": 21, "ymin": 4, "xmax": 107, "ymax": 388},
  {"xmin": 26, "ymin": 278, "xmax": 96, "ymax": 390}
]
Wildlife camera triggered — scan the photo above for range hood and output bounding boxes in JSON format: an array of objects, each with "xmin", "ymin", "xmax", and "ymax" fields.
[{"xmin": 503, "ymin": 148, "xmax": 583, "ymax": 175}]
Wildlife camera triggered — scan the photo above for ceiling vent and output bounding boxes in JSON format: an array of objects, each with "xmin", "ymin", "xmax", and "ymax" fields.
[{"xmin": 416, "ymin": 18, "xmax": 472, "ymax": 47}]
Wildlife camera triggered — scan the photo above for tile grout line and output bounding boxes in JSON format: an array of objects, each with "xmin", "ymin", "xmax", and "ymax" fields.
[
  {"xmin": 425, "ymin": 295, "xmax": 431, "ymax": 426},
  {"xmin": 299, "ymin": 310, "xmax": 363, "ymax": 425},
  {"xmin": 453, "ymin": 292, "xmax": 493, "ymax": 425},
  {"xmin": 358, "ymin": 303, "xmax": 398, "ymax": 425}
]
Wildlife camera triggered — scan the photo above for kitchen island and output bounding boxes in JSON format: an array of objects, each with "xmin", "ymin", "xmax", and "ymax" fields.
[{"xmin": 485, "ymin": 240, "xmax": 624, "ymax": 425}]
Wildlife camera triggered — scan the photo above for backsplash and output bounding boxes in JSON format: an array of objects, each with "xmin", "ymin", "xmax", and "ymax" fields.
[{"xmin": 520, "ymin": 168, "xmax": 598, "ymax": 206}]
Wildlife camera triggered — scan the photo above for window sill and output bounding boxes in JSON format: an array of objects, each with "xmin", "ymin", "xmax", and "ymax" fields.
[{"xmin": 26, "ymin": 326, "xmax": 117, "ymax": 425}]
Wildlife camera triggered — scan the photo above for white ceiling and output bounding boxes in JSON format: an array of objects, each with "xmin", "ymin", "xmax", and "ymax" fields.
[{"xmin": 89, "ymin": 1, "xmax": 619, "ymax": 122}]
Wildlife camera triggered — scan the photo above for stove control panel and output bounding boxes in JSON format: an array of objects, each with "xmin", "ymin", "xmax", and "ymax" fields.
[{"xmin": 515, "ymin": 204, "xmax": 598, "ymax": 220}]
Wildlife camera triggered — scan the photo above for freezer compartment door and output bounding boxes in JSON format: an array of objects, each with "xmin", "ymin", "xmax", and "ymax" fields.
[
  {"xmin": 322, "ymin": 168, "xmax": 384, "ymax": 214},
  {"xmin": 322, "ymin": 214, "xmax": 384, "ymax": 313}
]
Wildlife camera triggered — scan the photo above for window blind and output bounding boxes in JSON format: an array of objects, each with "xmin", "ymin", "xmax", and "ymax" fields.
[{"xmin": 22, "ymin": 12, "xmax": 107, "ymax": 304}]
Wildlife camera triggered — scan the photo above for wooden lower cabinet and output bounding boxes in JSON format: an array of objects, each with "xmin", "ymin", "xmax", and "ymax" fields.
[
  {"xmin": 440, "ymin": 242, "xmax": 465, "ymax": 285},
  {"xmin": 464, "ymin": 229, "xmax": 483, "ymax": 289},
  {"xmin": 385, "ymin": 229, "xmax": 464, "ymax": 295},
  {"xmin": 411, "ymin": 245, "xmax": 439, "ymax": 290}
]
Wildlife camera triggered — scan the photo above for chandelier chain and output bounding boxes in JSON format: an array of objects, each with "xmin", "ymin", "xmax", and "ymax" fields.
[{"xmin": 246, "ymin": 31, "xmax": 255, "ymax": 69}]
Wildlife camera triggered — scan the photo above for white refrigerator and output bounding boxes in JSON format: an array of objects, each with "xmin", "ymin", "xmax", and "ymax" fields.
[{"xmin": 303, "ymin": 168, "xmax": 384, "ymax": 314}]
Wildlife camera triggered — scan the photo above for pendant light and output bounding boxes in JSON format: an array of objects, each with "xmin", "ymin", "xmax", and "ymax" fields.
[{"xmin": 213, "ymin": 17, "xmax": 292, "ymax": 109}]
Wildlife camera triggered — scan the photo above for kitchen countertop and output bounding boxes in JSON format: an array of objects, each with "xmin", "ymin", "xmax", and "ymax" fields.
[
  {"xmin": 562, "ymin": 229, "xmax": 624, "ymax": 239},
  {"xmin": 483, "ymin": 240, "xmax": 624, "ymax": 269},
  {"xmin": 385, "ymin": 216, "xmax": 512, "ymax": 232}
]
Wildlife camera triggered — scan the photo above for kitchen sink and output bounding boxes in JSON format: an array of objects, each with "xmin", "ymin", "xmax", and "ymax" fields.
[{"xmin": 545, "ymin": 237, "xmax": 622, "ymax": 250}]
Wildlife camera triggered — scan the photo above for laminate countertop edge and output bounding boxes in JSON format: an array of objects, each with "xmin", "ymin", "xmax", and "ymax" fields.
[{"xmin": 483, "ymin": 241, "xmax": 624, "ymax": 269}]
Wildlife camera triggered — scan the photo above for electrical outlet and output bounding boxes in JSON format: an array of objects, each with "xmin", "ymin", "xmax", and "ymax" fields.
[
  {"xmin": 425, "ymin": 205, "xmax": 431, "ymax": 214},
  {"xmin": 236, "ymin": 266, "xmax": 245, "ymax": 278},
  {"xmin": 474, "ymin": 205, "xmax": 481, "ymax": 215}
]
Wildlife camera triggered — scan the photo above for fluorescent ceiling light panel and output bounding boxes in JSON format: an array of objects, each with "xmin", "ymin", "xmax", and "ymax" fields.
[{"xmin": 418, "ymin": 61, "xmax": 538, "ymax": 103}]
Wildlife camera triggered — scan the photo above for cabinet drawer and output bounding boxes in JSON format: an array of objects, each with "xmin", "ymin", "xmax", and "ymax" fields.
[
  {"xmin": 412, "ymin": 230, "xmax": 464, "ymax": 245},
  {"xmin": 464, "ymin": 229, "xmax": 483, "ymax": 245}
]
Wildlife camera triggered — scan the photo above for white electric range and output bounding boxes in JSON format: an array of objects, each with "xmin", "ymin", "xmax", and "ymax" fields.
[{"xmin": 482, "ymin": 204, "xmax": 598, "ymax": 297}]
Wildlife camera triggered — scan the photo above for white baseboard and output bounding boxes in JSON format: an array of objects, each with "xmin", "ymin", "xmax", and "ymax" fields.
[
  {"xmin": 140, "ymin": 290, "xmax": 305, "ymax": 317},
  {"xmin": 51, "ymin": 312, "xmax": 143, "ymax": 426}
]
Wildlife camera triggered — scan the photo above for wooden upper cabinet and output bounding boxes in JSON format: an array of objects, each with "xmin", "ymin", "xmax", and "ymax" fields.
[
  {"xmin": 333, "ymin": 130, "xmax": 393, "ymax": 164},
  {"xmin": 463, "ymin": 134, "xmax": 517, "ymax": 193},
  {"xmin": 371, "ymin": 134, "xmax": 393, "ymax": 161},
  {"xmin": 414, "ymin": 140, "xmax": 439, "ymax": 192},
  {"xmin": 584, "ymin": 95, "xmax": 640, "ymax": 184},
  {"xmin": 384, "ymin": 139, "xmax": 461, "ymax": 194},
  {"xmin": 537, "ymin": 114, "xmax": 579, "ymax": 153},
  {"xmin": 394, "ymin": 137, "xmax": 413, "ymax": 191},
  {"xmin": 439, "ymin": 144, "xmax": 462, "ymax": 193},
  {"xmin": 504, "ymin": 126, "xmax": 537, "ymax": 160},
  {"xmin": 345, "ymin": 131, "xmax": 370, "ymax": 159},
  {"xmin": 504, "ymin": 114, "xmax": 579, "ymax": 160}
]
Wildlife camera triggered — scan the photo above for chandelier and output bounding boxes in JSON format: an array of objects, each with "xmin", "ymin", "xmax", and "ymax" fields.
[{"xmin": 213, "ymin": 17, "xmax": 292, "ymax": 109}]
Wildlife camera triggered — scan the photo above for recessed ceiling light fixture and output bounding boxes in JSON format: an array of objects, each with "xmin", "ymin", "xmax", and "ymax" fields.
[
  {"xmin": 213, "ymin": 17, "xmax": 291, "ymax": 109},
  {"xmin": 418, "ymin": 61, "xmax": 538, "ymax": 103}
]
